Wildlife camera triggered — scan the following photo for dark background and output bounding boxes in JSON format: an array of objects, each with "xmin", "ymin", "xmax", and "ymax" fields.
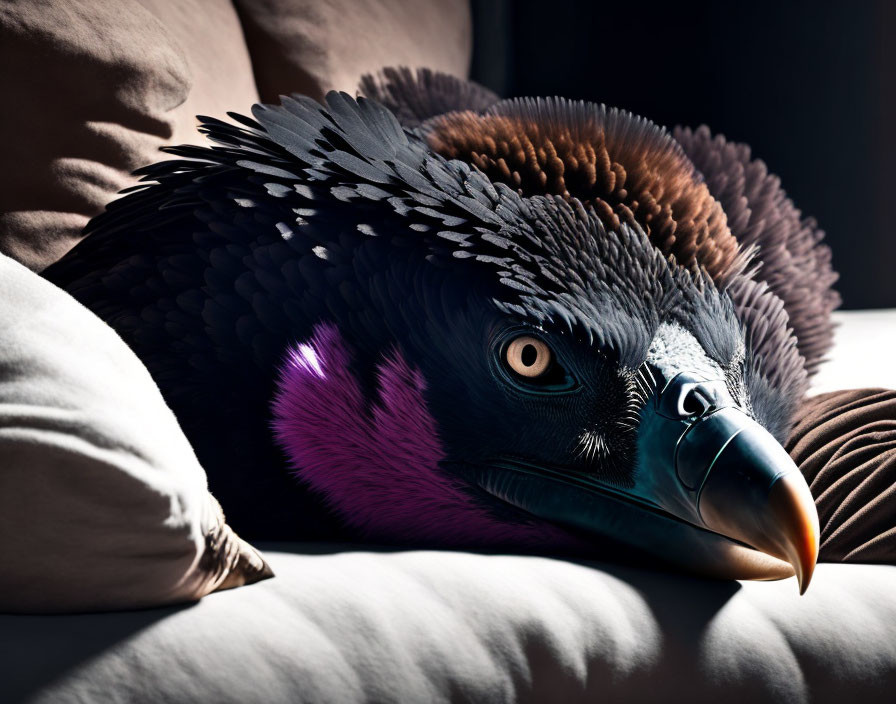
[{"xmin": 470, "ymin": 0, "xmax": 896, "ymax": 309}]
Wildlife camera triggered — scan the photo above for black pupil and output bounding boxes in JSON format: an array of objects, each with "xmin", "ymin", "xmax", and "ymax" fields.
[{"xmin": 521, "ymin": 343, "xmax": 538, "ymax": 367}]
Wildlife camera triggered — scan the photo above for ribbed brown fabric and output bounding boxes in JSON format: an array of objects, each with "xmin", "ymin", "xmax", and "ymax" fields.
[{"xmin": 788, "ymin": 389, "xmax": 896, "ymax": 563}]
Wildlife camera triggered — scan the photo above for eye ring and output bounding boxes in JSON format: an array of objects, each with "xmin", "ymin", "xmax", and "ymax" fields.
[{"xmin": 505, "ymin": 336, "xmax": 552, "ymax": 378}]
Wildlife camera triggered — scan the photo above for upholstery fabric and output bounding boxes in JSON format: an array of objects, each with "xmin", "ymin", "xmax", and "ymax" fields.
[
  {"xmin": 788, "ymin": 387, "xmax": 896, "ymax": 563},
  {"xmin": 0, "ymin": 0, "xmax": 259, "ymax": 271},
  {"xmin": 1, "ymin": 548, "xmax": 893, "ymax": 704},
  {"xmin": 0, "ymin": 253, "xmax": 271, "ymax": 613},
  {"xmin": 232, "ymin": 0, "xmax": 472, "ymax": 101}
]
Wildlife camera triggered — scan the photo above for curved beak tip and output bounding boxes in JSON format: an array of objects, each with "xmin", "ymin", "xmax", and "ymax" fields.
[
  {"xmin": 699, "ymin": 458, "xmax": 820, "ymax": 594},
  {"xmin": 768, "ymin": 472, "xmax": 820, "ymax": 595}
]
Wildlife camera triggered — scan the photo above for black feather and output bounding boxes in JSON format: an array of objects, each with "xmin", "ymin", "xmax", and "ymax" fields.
[{"xmin": 43, "ymin": 77, "xmax": 837, "ymax": 540}]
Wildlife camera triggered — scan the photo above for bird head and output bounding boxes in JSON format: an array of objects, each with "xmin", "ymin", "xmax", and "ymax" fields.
[{"xmin": 266, "ymin": 94, "xmax": 820, "ymax": 592}]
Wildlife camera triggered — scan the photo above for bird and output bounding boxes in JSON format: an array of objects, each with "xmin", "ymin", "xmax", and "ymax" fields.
[{"xmin": 44, "ymin": 67, "xmax": 839, "ymax": 592}]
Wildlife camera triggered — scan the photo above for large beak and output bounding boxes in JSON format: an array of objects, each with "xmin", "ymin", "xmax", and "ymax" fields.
[
  {"xmin": 634, "ymin": 369, "xmax": 820, "ymax": 593},
  {"xmin": 466, "ymin": 368, "xmax": 820, "ymax": 593}
]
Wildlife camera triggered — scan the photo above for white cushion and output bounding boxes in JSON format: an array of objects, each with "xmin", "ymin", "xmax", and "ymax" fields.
[
  {"xmin": 810, "ymin": 309, "xmax": 896, "ymax": 393},
  {"xmin": 0, "ymin": 253, "xmax": 269, "ymax": 612},
  {"xmin": 1, "ymin": 549, "xmax": 892, "ymax": 702}
]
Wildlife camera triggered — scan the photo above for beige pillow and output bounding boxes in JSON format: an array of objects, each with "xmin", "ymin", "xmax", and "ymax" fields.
[
  {"xmin": 0, "ymin": 253, "xmax": 271, "ymax": 613},
  {"xmin": 233, "ymin": 0, "xmax": 473, "ymax": 101},
  {"xmin": 0, "ymin": 0, "xmax": 472, "ymax": 271},
  {"xmin": 0, "ymin": 0, "xmax": 260, "ymax": 271}
]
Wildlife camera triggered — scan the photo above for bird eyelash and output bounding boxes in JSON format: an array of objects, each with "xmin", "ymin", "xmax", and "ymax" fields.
[
  {"xmin": 573, "ymin": 431, "xmax": 612, "ymax": 466},
  {"xmin": 616, "ymin": 365, "xmax": 653, "ymax": 434}
]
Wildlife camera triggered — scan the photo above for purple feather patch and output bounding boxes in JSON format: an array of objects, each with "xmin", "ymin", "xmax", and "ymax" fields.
[{"xmin": 272, "ymin": 323, "xmax": 579, "ymax": 550}]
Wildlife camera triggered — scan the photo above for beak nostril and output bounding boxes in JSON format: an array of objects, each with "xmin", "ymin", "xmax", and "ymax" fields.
[
  {"xmin": 680, "ymin": 386, "xmax": 712, "ymax": 418},
  {"xmin": 654, "ymin": 371, "xmax": 729, "ymax": 421}
]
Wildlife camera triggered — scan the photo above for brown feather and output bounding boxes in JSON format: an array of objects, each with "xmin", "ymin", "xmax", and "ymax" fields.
[{"xmin": 423, "ymin": 100, "xmax": 744, "ymax": 282}]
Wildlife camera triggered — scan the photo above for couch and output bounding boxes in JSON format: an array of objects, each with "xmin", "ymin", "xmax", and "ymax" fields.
[{"xmin": 1, "ymin": 2, "xmax": 895, "ymax": 702}]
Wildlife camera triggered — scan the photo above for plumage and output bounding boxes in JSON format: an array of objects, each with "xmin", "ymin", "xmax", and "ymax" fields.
[{"xmin": 43, "ymin": 69, "xmax": 836, "ymax": 582}]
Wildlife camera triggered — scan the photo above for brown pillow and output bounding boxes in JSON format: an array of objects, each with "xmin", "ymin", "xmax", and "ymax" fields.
[
  {"xmin": 0, "ymin": 0, "xmax": 259, "ymax": 271},
  {"xmin": 232, "ymin": 0, "xmax": 472, "ymax": 101},
  {"xmin": 0, "ymin": 252, "xmax": 272, "ymax": 613},
  {"xmin": 788, "ymin": 388, "xmax": 896, "ymax": 563}
]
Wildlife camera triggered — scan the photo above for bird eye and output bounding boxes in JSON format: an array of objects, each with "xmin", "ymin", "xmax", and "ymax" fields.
[{"xmin": 505, "ymin": 336, "xmax": 552, "ymax": 378}]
